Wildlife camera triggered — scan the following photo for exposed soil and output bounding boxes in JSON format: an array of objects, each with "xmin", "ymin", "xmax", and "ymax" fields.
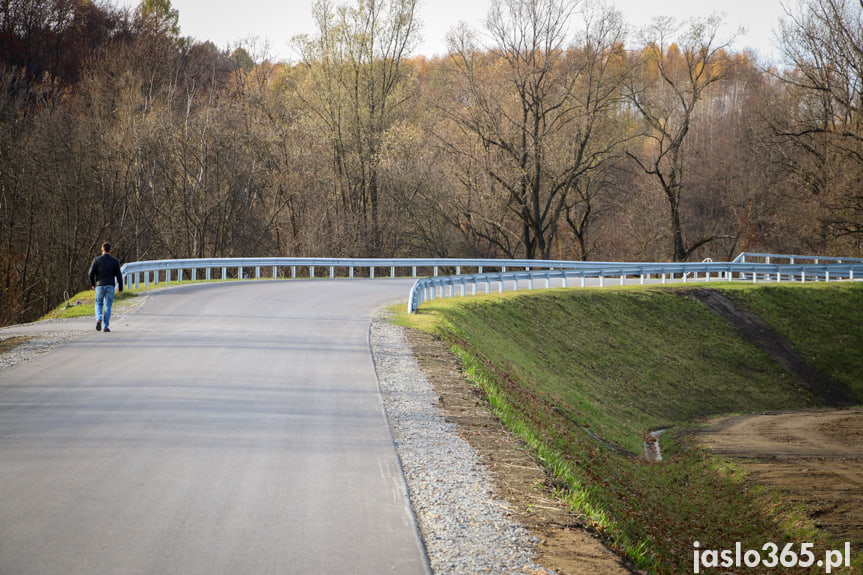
[
  {"xmin": 404, "ymin": 328, "xmax": 636, "ymax": 575},
  {"xmin": 698, "ymin": 408, "xmax": 863, "ymax": 546},
  {"xmin": 688, "ymin": 288, "xmax": 863, "ymax": 547}
]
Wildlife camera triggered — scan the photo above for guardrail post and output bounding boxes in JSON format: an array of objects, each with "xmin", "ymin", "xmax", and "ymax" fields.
[
  {"xmin": 238, "ymin": 267, "xmax": 243, "ymax": 280},
  {"xmin": 620, "ymin": 273, "xmax": 625, "ymax": 286},
  {"xmin": 825, "ymin": 270, "xmax": 830, "ymax": 282},
  {"xmin": 801, "ymin": 270, "xmax": 806, "ymax": 283},
  {"xmin": 434, "ymin": 266, "xmax": 439, "ymax": 277},
  {"xmin": 292, "ymin": 266, "xmax": 296, "ymax": 279},
  {"xmin": 498, "ymin": 274, "xmax": 504, "ymax": 293},
  {"xmin": 272, "ymin": 265, "xmax": 278, "ymax": 279},
  {"xmin": 391, "ymin": 266, "xmax": 395, "ymax": 278},
  {"xmin": 412, "ymin": 266, "xmax": 416, "ymax": 278},
  {"xmin": 600, "ymin": 274, "xmax": 605, "ymax": 287},
  {"xmin": 310, "ymin": 266, "xmax": 315, "ymax": 279},
  {"xmin": 349, "ymin": 266, "xmax": 354, "ymax": 278},
  {"xmin": 661, "ymin": 273, "xmax": 666, "ymax": 285},
  {"xmin": 562, "ymin": 271, "xmax": 568, "ymax": 288},
  {"xmin": 370, "ymin": 266, "xmax": 375, "ymax": 279},
  {"xmin": 256, "ymin": 266, "xmax": 261, "ymax": 279},
  {"xmin": 456, "ymin": 266, "xmax": 461, "ymax": 275},
  {"xmin": 222, "ymin": 267, "xmax": 227, "ymax": 281},
  {"xmin": 528, "ymin": 275, "xmax": 534, "ymax": 290},
  {"xmin": 330, "ymin": 266, "xmax": 335, "ymax": 279}
]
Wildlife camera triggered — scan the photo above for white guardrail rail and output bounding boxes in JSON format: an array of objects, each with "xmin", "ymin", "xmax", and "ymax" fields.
[{"xmin": 119, "ymin": 253, "xmax": 863, "ymax": 314}]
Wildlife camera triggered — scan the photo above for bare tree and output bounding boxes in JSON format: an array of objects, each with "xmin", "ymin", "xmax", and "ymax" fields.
[
  {"xmin": 773, "ymin": 0, "xmax": 863, "ymax": 252},
  {"xmin": 625, "ymin": 14, "xmax": 738, "ymax": 261},
  {"xmin": 443, "ymin": 0, "xmax": 631, "ymax": 260},
  {"xmin": 293, "ymin": 0, "xmax": 420, "ymax": 256}
]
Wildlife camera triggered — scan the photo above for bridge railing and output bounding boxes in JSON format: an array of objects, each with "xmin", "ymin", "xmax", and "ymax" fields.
[{"xmin": 118, "ymin": 254, "xmax": 863, "ymax": 314}]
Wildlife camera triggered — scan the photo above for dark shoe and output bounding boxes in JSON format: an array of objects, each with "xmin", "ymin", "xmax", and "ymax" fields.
[
  {"xmin": 103, "ymin": 327, "xmax": 111, "ymax": 333},
  {"xmin": 96, "ymin": 320, "xmax": 102, "ymax": 331}
]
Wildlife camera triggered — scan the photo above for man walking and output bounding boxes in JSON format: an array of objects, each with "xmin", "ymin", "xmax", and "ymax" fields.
[{"xmin": 88, "ymin": 243, "xmax": 124, "ymax": 332}]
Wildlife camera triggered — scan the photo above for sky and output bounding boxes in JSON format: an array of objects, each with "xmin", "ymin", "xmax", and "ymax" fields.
[{"xmin": 113, "ymin": 0, "xmax": 789, "ymax": 63}]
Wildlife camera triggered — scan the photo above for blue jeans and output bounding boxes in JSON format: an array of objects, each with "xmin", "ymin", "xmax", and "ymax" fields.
[{"xmin": 94, "ymin": 285, "xmax": 116, "ymax": 329}]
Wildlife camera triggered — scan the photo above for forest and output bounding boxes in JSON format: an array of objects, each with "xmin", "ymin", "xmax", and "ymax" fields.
[{"xmin": 1, "ymin": 0, "xmax": 861, "ymax": 325}]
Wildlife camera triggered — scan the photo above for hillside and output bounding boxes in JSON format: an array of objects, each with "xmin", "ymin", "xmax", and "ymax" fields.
[{"xmin": 404, "ymin": 282, "xmax": 863, "ymax": 573}]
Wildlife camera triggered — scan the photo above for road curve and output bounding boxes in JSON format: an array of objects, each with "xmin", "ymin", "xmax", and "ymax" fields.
[{"xmin": 0, "ymin": 279, "xmax": 430, "ymax": 575}]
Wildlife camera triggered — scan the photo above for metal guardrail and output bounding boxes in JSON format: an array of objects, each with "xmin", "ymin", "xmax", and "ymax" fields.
[
  {"xmin": 120, "ymin": 256, "xmax": 597, "ymax": 288},
  {"xmin": 406, "ymin": 259, "xmax": 863, "ymax": 312},
  {"xmin": 118, "ymin": 254, "xmax": 863, "ymax": 314},
  {"xmin": 733, "ymin": 252, "xmax": 863, "ymax": 264}
]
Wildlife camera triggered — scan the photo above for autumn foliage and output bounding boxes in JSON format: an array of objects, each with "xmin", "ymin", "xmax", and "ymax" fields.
[{"xmin": 1, "ymin": 0, "xmax": 861, "ymax": 325}]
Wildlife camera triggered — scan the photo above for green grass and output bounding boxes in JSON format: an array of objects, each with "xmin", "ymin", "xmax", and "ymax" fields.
[
  {"xmin": 717, "ymin": 283, "xmax": 863, "ymax": 400},
  {"xmin": 401, "ymin": 283, "xmax": 863, "ymax": 574},
  {"xmin": 42, "ymin": 288, "xmax": 143, "ymax": 320}
]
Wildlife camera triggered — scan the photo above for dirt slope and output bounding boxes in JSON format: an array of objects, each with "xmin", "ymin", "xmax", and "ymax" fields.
[{"xmin": 699, "ymin": 408, "xmax": 863, "ymax": 545}]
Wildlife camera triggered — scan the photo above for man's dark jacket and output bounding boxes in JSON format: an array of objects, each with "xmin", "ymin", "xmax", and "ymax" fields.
[{"xmin": 88, "ymin": 253, "xmax": 124, "ymax": 291}]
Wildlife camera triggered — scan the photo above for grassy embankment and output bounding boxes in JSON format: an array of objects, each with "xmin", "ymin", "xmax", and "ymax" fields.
[
  {"xmin": 40, "ymin": 289, "xmax": 142, "ymax": 320},
  {"xmin": 398, "ymin": 282, "xmax": 863, "ymax": 574}
]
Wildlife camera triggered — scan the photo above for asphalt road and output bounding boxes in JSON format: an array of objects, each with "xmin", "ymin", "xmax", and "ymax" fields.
[{"xmin": 0, "ymin": 279, "xmax": 430, "ymax": 575}]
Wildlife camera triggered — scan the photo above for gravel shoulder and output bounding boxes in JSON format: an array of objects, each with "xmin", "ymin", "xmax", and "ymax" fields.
[
  {"xmin": 0, "ymin": 295, "xmax": 149, "ymax": 371},
  {"xmin": 371, "ymin": 308, "xmax": 633, "ymax": 575}
]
